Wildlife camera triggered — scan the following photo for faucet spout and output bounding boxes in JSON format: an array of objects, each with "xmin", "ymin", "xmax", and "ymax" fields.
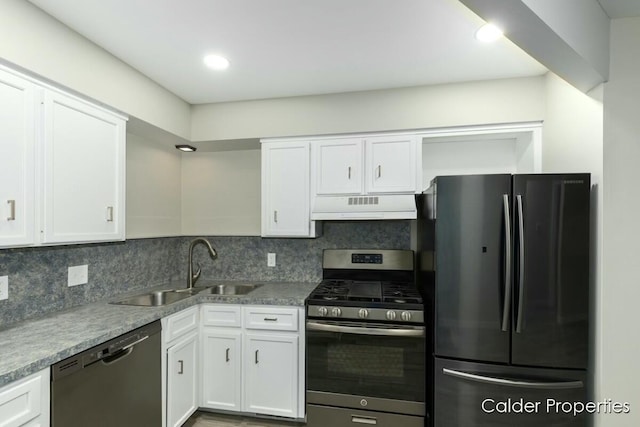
[{"xmin": 187, "ymin": 238, "xmax": 217, "ymax": 289}]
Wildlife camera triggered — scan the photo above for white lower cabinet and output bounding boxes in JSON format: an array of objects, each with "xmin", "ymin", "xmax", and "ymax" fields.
[
  {"xmin": 201, "ymin": 329, "xmax": 242, "ymax": 411},
  {"xmin": 200, "ymin": 304, "xmax": 305, "ymax": 420},
  {"xmin": 163, "ymin": 306, "xmax": 199, "ymax": 427},
  {"xmin": 0, "ymin": 368, "xmax": 50, "ymax": 427},
  {"xmin": 167, "ymin": 331, "xmax": 198, "ymax": 427},
  {"xmin": 243, "ymin": 333, "xmax": 298, "ymax": 418}
]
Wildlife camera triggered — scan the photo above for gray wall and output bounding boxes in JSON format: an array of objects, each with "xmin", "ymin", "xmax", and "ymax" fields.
[
  {"xmin": 0, "ymin": 220, "xmax": 410, "ymax": 328},
  {"xmin": 600, "ymin": 16, "xmax": 640, "ymax": 427}
]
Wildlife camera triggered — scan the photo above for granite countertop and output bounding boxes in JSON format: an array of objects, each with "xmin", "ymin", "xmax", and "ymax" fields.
[{"xmin": 0, "ymin": 280, "xmax": 316, "ymax": 388}]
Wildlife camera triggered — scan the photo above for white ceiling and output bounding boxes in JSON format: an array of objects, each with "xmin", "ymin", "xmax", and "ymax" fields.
[
  {"xmin": 28, "ymin": 0, "xmax": 549, "ymax": 105},
  {"xmin": 597, "ymin": 0, "xmax": 640, "ymax": 18}
]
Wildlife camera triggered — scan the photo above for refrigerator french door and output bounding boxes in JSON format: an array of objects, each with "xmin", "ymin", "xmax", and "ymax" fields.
[{"xmin": 423, "ymin": 173, "xmax": 590, "ymax": 427}]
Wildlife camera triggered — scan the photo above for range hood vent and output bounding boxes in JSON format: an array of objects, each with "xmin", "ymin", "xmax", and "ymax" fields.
[
  {"xmin": 311, "ymin": 194, "xmax": 417, "ymax": 220},
  {"xmin": 348, "ymin": 196, "xmax": 379, "ymax": 206}
]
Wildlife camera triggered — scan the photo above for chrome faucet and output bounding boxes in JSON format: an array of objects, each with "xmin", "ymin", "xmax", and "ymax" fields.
[{"xmin": 187, "ymin": 238, "xmax": 218, "ymax": 289}]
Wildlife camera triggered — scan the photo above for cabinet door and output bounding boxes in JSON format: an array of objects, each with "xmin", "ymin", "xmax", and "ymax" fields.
[
  {"xmin": 0, "ymin": 68, "xmax": 36, "ymax": 247},
  {"xmin": 42, "ymin": 90, "xmax": 125, "ymax": 244},
  {"xmin": 261, "ymin": 141, "xmax": 313, "ymax": 237},
  {"xmin": 201, "ymin": 329, "xmax": 242, "ymax": 411},
  {"xmin": 167, "ymin": 331, "xmax": 198, "ymax": 427},
  {"xmin": 365, "ymin": 135, "xmax": 417, "ymax": 193},
  {"xmin": 0, "ymin": 368, "xmax": 49, "ymax": 427},
  {"xmin": 315, "ymin": 138, "xmax": 363, "ymax": 195},
  {"xmin": 243, "ymin": 333, "xmax": 298, "ymax": 418}
]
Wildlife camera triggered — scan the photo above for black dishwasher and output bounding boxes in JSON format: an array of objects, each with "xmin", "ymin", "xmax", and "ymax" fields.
[{"xmin": 51, "ymin": 320, "xmax": 162, "ymax": 427}]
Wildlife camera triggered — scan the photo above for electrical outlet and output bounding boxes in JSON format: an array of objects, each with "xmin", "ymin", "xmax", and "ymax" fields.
[
  {"xmin": 267, "ymin": 253, "xmax": 276, "ymax": 267},
  {"xmin": 0, "ymin": 276, "xmax": 8, "ymax": 301},
  {"xmin": 68, "ymin": 265, "xmax": 88, "ymax": 287}
]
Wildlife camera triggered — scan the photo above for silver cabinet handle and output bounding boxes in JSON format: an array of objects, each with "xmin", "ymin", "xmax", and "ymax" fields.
[
  {"xmin": 178, "ymin": 360, "xmax": 184, "ymax": 374},
  {"xmin": 501, "ymin": 194, "xmax": 511, "ymax": 332},
  {"xmin": 348, "ymin": 166, "xmax": 352, "ymax": 179},
  {"xmin": 442, "ymin": 368, "xmax": 583, "ymax": 389},
  {"xmin": 273, "ymin": 210, "xmax": 278, "ymax": 223},
  {"xmin": 516, "ymin": 194, "xmax": 525, "ymax": 333},
  {"xmin": 255, "ymin": 349, "xmax": 259, "ymax": 364},
  {"xmin": 352, "ymin": 416, "xmax": 377, "ymax": 425},
  {"xmin": 306, "ymin": 321, "xmax": 425, "ymax": 337},
  {"xmin": 376, "ymin": 165, "xmax": 381, "ymax": 178},
  {"xmin": 106, "ymin": 206, "xmax": 114, "ymax": 222},
  {"xmin": 263, "ymin": 317, "xmax": 278, "ymax": 322},
  {"xmin": 7, "ymin": 200, "xmax": 15, "ymax": 221}
]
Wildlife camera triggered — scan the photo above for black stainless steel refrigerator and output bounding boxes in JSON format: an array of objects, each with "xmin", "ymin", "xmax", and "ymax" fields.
[{"xmin": 415, "ymin": 174, "xmax": 590, "ymax": 427}]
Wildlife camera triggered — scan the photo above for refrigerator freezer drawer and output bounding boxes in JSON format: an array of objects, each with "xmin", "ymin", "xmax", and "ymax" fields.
[{"xmin": 434, "ymin": 358, "xmax": 588, "ymax": 427}]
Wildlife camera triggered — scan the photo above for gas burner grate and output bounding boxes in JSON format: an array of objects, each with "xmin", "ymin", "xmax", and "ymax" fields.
[
  {"xmin": 381, "ymin": 282, "xmax": 422, "ymax": 304},
  {"xmin": 310, "ymin": 280, "xmax": 352, "ymax": 301}
]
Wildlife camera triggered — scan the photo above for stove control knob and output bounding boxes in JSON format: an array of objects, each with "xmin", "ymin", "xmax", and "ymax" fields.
[
  {"xmin": 401, "ymin": 311, "xmax": 412, "ymax": 322},
  {"xmin": 386, "ymin": 310, "xmax": 397, "ymax": 321},
  {"xmin": 318, "ymin": 307, "xmax": 328, "ymax": 317},
  {"xmin": 358, "ymin": 309, "xmax": 369, "ymax": 319},
  {"xmin": 331, "ymin": 307, "xmax": 342, "ymax": 317}
]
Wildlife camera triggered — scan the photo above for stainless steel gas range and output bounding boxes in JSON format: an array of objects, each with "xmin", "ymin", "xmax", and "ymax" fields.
[{"xmin": 305, "ymin": 249, "xmax": 427, "ymax": 427}]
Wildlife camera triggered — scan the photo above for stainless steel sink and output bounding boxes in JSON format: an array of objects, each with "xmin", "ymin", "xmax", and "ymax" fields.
[
  {"xmin": 111, "ymin": 290, "xmax": 193, "ymax": 307},
  {"xmin": 111, "ymin": 283, "xmax": 263, "ymax": 306},
  {"xmin": 199, "ymin": 283, "xmax": 263, "ymax": 295}
]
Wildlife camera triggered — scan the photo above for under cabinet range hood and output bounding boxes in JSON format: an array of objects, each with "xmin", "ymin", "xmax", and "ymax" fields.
[{"xmin": 310, "ymin": 194, "xmax": 417, "ymax": 220}]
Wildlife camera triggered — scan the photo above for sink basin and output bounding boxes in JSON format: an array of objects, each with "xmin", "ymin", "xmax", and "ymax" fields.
[
  {"xmin": 199, "ymin": 283, "xmax": 263, "ymax": 295},
  {"xmin": 111, "ymin": 283, "xmax": 263, "ymax": 306},
  {"xmin": 111, "ymin": 290, "xmax": 193, "ymax": 307}
]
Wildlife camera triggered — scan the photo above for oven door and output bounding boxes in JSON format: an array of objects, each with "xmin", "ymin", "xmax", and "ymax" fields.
[{"xmin": 306, "ymin": 319, "xmax": 426, "ymax": 415}]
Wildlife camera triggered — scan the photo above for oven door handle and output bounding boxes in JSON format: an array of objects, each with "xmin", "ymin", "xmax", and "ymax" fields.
[{"xmin": 306, "ymin": 321, "xmax": 425, "ymax": 337}]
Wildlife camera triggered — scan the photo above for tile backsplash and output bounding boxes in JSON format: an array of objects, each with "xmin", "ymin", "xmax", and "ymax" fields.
[
  {"xmin": 186, "ymin": 220, "xmax": 411, "ymax": 283},
  {"xmin": 0, "ymin": 238, "xmax": 183, "ymax": 328},
  {"xmin": 0, "ymin": 220, "xmax": 410, "ymax": 328}
]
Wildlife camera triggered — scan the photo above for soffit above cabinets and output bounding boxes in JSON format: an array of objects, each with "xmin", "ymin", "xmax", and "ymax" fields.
[
  {"xmin": 27, "ymin": 0, "xmax": 546, "ymax": 104},
  {"xmin": 597, "ymin": 0, "xmax": 640, "ymax": 18}
]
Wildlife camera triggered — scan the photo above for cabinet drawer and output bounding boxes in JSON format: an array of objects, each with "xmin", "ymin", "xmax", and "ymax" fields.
[
  {"xmin": 243, "ymin": 306, "xmax": 299, "ymax": 332},
  {"xmin": 201, "ymin": 304, "xmax": 241, "ymax": 328},
  {"xmin": 0, "ymin": 368, "xmax": 48, "ymax": 427},
  {"xmin": 164, "ymin": 306, "xmax": 199, "ymax": 343}
]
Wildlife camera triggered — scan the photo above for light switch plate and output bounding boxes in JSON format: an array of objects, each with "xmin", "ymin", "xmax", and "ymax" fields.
[
  {"xmin": 267, "ymin": 253, "xmax": 276, "ymax": 267},
  {"xmin": 68, "ymin": 265, "xmax": 88, "ymax": 287},
  {"xmin": 0, "ymin": 276, "xmax": 8, "ymax": 301}
]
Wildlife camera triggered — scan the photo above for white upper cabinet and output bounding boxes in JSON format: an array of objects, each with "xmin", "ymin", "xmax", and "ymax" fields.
[
  {"xmin": 0, "ymin": 68, "xmax": 36, "ymax": 248},
  {"xmin": 315, "ymin": 138, "xmax": 363, "ymax": 195},
  {"xmin": 261, "ymin": 140, "xmax": 318, "ymax": 238},
  {"xmin": 0, "ymin": 64, "xmax": 126, "ymax": 248},
  {"xmin": 312, "ymin": 134, "xmax": 419, "ymax": 196},
  {"xmin": 42, "ymin": 91, "xmax": 126, "ymax": 244},
  {"xmin": 365, "ymin": 134, "xmax": 417, "ymax": 193}
]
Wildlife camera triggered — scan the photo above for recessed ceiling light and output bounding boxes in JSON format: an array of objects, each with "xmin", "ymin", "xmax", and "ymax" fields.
[
  {"xmin": 475, "ymin": 23, "xmax": 503, "ymax": 42},
  {"xmin": 203, "ymin": 54, "xmax": 230, "ymax": 70},
  {"xmin": 175, "ymin": 144, "xmax": 197, "ymax": 152}
]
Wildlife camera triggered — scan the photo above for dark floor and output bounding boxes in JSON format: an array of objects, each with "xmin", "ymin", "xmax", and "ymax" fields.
[{"xmin": 183, "ymin": 411, "xmax": 304, "ymax": 427}]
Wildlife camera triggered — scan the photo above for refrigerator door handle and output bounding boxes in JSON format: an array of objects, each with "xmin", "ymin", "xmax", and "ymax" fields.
[
  {"xmin": 502, "ymin": 194, "xmax": 511, "ymax": 332},
  {"xmin": 516, "ymin": 194, "xmax": 525, "ymax": 333},
  {"xmin": 442, "ymin": 368, "xmax": 583, "ymax": 390}
]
